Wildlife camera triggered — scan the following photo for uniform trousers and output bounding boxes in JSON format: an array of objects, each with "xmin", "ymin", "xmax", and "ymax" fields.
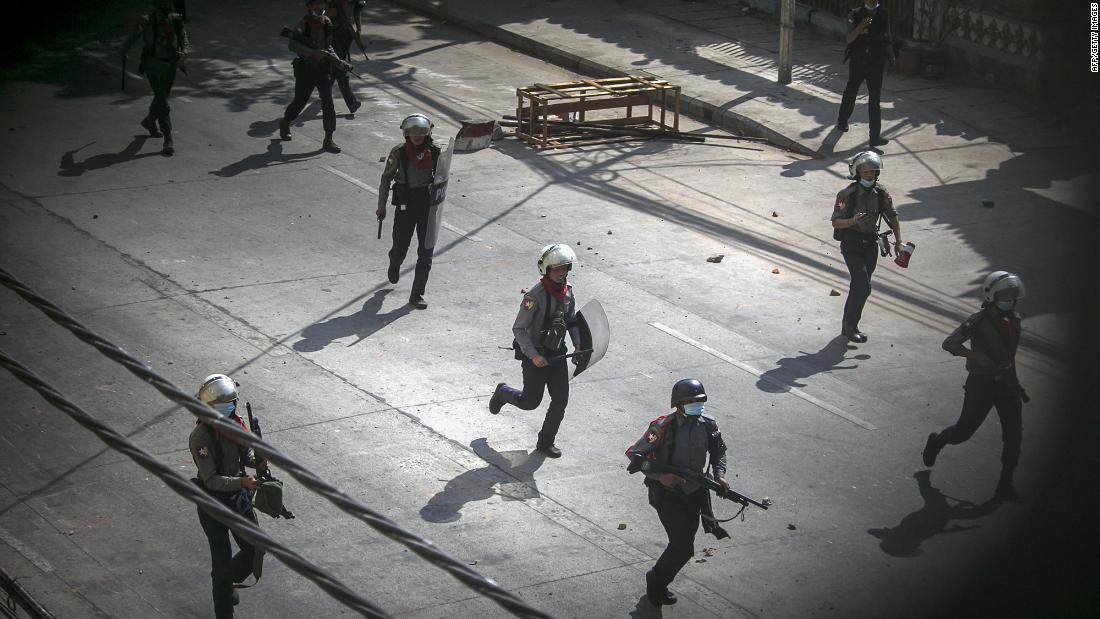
[
  {"xmin": 499, "ymin": 355, "xmax": 569, "ymax": 448},
  {"xmin": 388, "ymin": 187, "xmax": 434, "ymax": 298},
  {"xmin": 332, "ymin": 30, "xmax": 359, "ymax": 109},
  {"xmin": 838, "ymin": 60, "xmax": 885, "ymax": 141},
  {"xmin": 650, "ymin": 486, "xmax": 703, "ymax": 588},
  {"xmin": 197, "ymin": 496, "xmax": 258, "ymax": 619},
  {"xmin": 283, "ymin": 60, "xmax": 336, "ymax": 134},
  {"xmin": 145, "ymin": 61, "xmax": 178, "ymax": 134},
  {"xmin": 840, "ymin": 238, "xmax": 879, "ymax": 330},
  {"xmin": 936, "ymin": 374, "xmax": 1022, "ymax": 467}
]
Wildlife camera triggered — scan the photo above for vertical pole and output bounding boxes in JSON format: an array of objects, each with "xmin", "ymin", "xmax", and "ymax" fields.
[{"xmin": 778, "ymin": 0, "xmax": 794, "ymax": 84}]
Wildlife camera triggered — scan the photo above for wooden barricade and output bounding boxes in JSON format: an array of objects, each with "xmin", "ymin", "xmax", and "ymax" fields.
[{"xmin": 515, "ymin": 76, "xmax": 681, "ymax": 150}]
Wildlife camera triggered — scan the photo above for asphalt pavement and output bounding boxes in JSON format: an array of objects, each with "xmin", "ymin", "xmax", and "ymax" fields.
[{"xmin": 0, "ymin": 0, "xmax": 1097, "ymax": 617}]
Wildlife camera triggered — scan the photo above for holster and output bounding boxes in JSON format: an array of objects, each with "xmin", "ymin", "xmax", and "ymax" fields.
[{"xmin": 390, "ymin": 183, "xmax": 408, "ymax": 206}]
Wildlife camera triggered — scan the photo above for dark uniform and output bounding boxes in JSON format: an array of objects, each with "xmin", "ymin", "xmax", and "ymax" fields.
[
  {"xmin": 837, "ymin": 2, "xmax": 894, "ymax": 145},
  {"xmin": 830, "ymin": 179, "xmax": 899, "ymax": 340},
  {"xmin": 924, "ymin": 306, "xmax": 1025, "ymax": 498},
  {"xmin": 280, "ymin": 5, "xmax": 340, "ymax": 152},
  {"xmin": 378, "ymin": 139, "xmax": 441, "ymax": 307},
  {"xmin": 189, "ymin": 417, "xmax": 263, "ymax": 619},
  {"xmin": 627, "ymin": 411, "xmax": 727, "ymax": 605},
  {"xmin": 120, "ymin": 0, "xmax": 188, "ymax": 155},
  {"xmin": 328, "ymin": 0, "xmax": 363, "ymax": 113},
  {"xmin": 492, "ymin": 280, "xmax": 581, "ymax": 455}
]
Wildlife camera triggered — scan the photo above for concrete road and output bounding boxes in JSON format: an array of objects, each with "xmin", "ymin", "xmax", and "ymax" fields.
[{"xmin": 1, "ymin": 1, "xmax": 1096, "ymax": 617}]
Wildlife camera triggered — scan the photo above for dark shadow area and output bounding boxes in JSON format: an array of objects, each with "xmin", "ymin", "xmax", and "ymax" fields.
[
  {"xmin": 292, "ymin": 288, "xmax": 412, "ymax": 353},
  {"xmin": 419, "ymin": 438, "xmax": 546, "ymax": 523},
  {"xmin": 867, "ymin": 470, "xmax": 1001, "ymax": 558},
  {"xmin": 58, "ymin": 136, "xmax": 160, "ymax": 176},
  {"xmin": 628, "ymin": 594, "xmax": 661, "ymax": 618},
  {"xmin": 755, "ymin": 335, "xmax": 866, "ymax": 393},
  {"xmin": 209, "ymin": 138, "xmax": 322, "ymax": 178}
]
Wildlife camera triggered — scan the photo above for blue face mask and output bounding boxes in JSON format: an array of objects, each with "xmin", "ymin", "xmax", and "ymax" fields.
[
  {"xmin": 859, "ymin": 178, "xmax": 876, "ymax": 189},
  {"xmin": 682, "ymin": 402, "xmax": 705, "ymax": 417},
  {"xmin": 995, "ymin": 300, "xmax": 1015, "ymax": 312},
  {"xmin": 213, "ymin": 401, "xmax": 237, "ymax": 417}
]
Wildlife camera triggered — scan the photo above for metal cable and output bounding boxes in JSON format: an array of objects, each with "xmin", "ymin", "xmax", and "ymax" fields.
[
  {"xmin": 0, "ymin": 266, "xmax": 555, "ymax": 619},
  {"xmin": 0, "ymin": 349, "xmax": 390, "ymax": 618}
]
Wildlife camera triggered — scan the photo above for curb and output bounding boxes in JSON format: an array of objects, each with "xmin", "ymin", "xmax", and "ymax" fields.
[{"xmin": 388, "ymin": 0, "xmax": 820, "ymax": 157}]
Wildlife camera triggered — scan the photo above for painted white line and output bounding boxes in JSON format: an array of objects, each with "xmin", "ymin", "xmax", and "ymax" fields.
[
  {"xmin": 321, "ymin": 166, "xmax": 482, "ymax": 242},
  {"xmin": 81, "ymin": 51, "xmax": 143, "ymax": 82},
  {"xmin": 321, "ymin": 165, "xmax": 377, "ymax": 194},
  {"xmin": 0, "ymin": 525, "xmax": 54, "ymax": 573},
  {"xmin": 648, "ymin": 321, "xmax": 878, "ymax": 431}
]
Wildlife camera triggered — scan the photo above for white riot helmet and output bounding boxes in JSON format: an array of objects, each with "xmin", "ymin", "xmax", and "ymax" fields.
[
  {"xmin": 400, "ymin": 114, "xmax": 433, "ymax": 137},
  {"xmin": 848, "ymin": 150, "xmax": 884, "ymax": 180},
  {"xmin": 982, "ymin": 271, "xmax": 1026, "ymax": 304},
  {"xmin": 197, "ymin": 374, "xmax": 239, "ymax": 417},
  {"xmin": 537, "ymin": 243, "xmax": 577, "ymax": 275}
]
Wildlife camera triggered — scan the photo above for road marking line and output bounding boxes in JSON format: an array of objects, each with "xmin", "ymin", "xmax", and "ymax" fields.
[
  {"xmin": 648, "ymin": 321, "xmax": 877, "ymax": 430},
  {"xmin": 0, "ymin": 525, "xmax": 55, "ymax": 573},
  {"xmin": 321, "ymin": 166, "xmax": 482, "ymax": 241}
]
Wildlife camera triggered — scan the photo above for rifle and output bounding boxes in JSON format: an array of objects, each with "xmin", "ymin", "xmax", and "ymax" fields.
[
  {"xmin": 377, "ymin": 215, "xmax": 383, "ymax": 240},
  {"xmin": 279, "ymin": 27, "xmax": 364, "ymax": 80},
  {"xmin": 245, "ymin": 402, "xmax": 296, "ymax": 519},
  {"xmin": 121, "ymin": 56, "xmax": 127, "ymax": 91},
  {"xmin": 629, "ymin": 456, "xmax": 770, "ymax": 511}
]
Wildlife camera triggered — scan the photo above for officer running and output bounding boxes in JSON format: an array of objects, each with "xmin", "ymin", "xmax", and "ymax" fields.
[
  {"xmin": 489, "ymin": 244, "xmax": 583, "ymax": 458},
  {"xmin": 328, "ymin": 0, "xmax": 364, "ymax": 114},
  {"xmin": 278, "ymin": 0, "xmax": 342, "ymax": 153},
  {"xmin": 923, "ymin": 271, "xmax": 1029, "ymax": 501},
  {"xmin": 376, "ymin": 114, "xmax": 442, "ymax": 309},
  {"xmin": 626, "ymin": 379, "xmax": 729, "ymax": 607},
  {"xmin": 830, "ymin": 150, "xmax": 903, "ymax": 343},
  {"xmin": 189, "ymin": 374, "xmax": 266, "ymax": 619},
  {"xmin": 119, "ymin": 0, "xmax": 188, "ymax": 156}
]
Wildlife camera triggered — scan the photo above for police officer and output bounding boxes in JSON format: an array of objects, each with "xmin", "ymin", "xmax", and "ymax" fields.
[
  {"xmin": 836, "ymin": 0, "xmax": 895, "ymax": 147},
  {"xmin": 279, "ymin": 0, "xmax": 341, "ymax": 153},
  {"xmin": 830, "ymin": 150, "xmax": 902, "ymax": 343},
  {"xmin": 626, "ymin": 379, "xmax": 729, "ymax": 607},
  {"xmin": 923, "ymin": 272, "xmax": 1028, "ymax": 501},
  {"xmin": 488, "ymin": 244, "xmax": 583, "ymax": 457},
  {"xmin": 119, "ymin": 0, "xmax": 188, "ymax": 156},
  {"xmin": 376, "ymin": 114, "xmax": 441, "ymax": 309},
  {"xmin": 189, "ymin": 374, "xmax": 266, "ymax": 619},
  {"xmin": 328, "ymin": 0, "xmax": 363, "ymax": 114}
]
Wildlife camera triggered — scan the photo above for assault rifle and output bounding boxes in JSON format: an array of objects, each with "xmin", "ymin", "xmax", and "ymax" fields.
[
  {"xmin": 246, "ymin": 402, "xmax": 296, "ymax": 519},
  {"xmin": 628, "ymin": 455, "xmax": 770, "ymax": 511},
  {"xmin": 279, "ymin": 27, "xmax": 363, "ymax": 80}
]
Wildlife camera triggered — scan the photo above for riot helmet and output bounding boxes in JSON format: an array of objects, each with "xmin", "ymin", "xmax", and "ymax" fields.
[
  {"xmin": 197, "ymin": 373, "xmax": 239, "ymax": 417},
  {"xmin": 848, "ymin": 150, "xmax": 884, "ymax": 180},
  {"xmin": 670, "ymin": 378, "xmax": 707, "ymax": 416},
  {"xmin": 982, "ymin": 271, "xmax": 1025, "ymax": 304},
  {"xmin": 537, "ymin": 244, "xmax": 577, "ymax": 275},
  {"xmin": 400, "ymin": 114, "xmax": 433, "ymax": 137}
]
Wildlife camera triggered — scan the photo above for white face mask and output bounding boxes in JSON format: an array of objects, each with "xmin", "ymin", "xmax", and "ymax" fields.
[
  {"xmin": 859, "ymin": 178, "xmax": 876, "ymax": 188},
  {"xmin": 682, "ymin": 402, "xmax": 705, "ymax": 417}
]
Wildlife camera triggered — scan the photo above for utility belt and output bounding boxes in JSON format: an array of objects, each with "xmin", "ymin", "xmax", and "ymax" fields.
[
  {"xmin": 390, "ymin": 183, "xmax": 430, "ymax": 207},
  {"xmin": 192, "ymin": 476, "xmax": 254, "ymax": 513}
]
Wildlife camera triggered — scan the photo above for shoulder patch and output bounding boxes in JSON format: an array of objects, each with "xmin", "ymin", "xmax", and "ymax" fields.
[
  {"xmin": 196, "ymin": 445, "xmax": 209, "ymax": 458},
  {"xmin": 521, "ymin": 295, "xmax": 537, "ymax": 311}
]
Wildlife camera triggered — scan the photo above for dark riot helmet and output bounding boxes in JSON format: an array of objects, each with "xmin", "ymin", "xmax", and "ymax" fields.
[{"xmin": 670, "ymin": 378, "xmax": 707, "ymax": 408}]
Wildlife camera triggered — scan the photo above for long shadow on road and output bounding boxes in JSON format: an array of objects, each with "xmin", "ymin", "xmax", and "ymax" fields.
[{"xmin": 420, "ymin": 438, "xmax": 546, "ymax": 523}]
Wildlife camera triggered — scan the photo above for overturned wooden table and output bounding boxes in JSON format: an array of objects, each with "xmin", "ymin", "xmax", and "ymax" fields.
[{"xmin": 515, "ymin": 76, "xmax": 681, "ymax": 150}]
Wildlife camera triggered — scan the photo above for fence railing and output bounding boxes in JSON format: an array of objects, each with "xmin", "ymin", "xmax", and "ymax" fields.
[{"xmin": 798, "ymin": 0, "xmax": 916, "ymax": 38}]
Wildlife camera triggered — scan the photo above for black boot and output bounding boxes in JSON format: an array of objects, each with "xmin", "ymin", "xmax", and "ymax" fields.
[
  {"xmin": 141, "ymin": 114, "xmax": 162, "ymax": 137},
  {"xmin": 279, "ymin": 117, "xmax": 292, "ymax": 140},
  {"xmin": 488, "ymin": 383, "xmax": 506, "ymax": 415},
  {"xmin": 161, "ymin": 132, "xmax": 174, "ymax": 156},
  {"xmin": 645, "ymin": 571, "xmax": 676, "ymax": 606},
  {"xmin": 842, "ymin": 322, "xmax": 867, "ymax": 343},
  {"xmin": 323, "ymin": 132, "xmax": 341, "ymax": 153}
]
